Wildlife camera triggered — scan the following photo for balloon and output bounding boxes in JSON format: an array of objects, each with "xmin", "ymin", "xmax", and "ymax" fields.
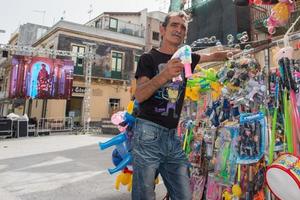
[
  {"xmin": 266, "ymin": 1, "xmax": 294, "ymax": 34},
  {"xmin": 272, "ymin": 2, "xmax": 291, "ymax": 26}
]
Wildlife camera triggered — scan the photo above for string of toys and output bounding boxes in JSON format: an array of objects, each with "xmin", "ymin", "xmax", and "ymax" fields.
[{"xmin": 179, "ymin": 31, "xmax": 300, "ymax": 199}]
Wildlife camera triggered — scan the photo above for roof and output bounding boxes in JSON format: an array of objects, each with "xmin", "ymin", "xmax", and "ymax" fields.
[
  {"xmin": 85, "ymin": 9, "xmax": 146, "ymax": 25},
  {"xmin": 32, "ymin": 20, "xmax": 145, "ymax": 48},
  {"xmin": 103, "ymin": 11, "xmax": 141, "ymax": 16}
]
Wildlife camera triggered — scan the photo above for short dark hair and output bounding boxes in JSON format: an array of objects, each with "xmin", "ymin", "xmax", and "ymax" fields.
[{"xmin": 161, "ymin": 11, "xmax": 189, "ymax": 27}]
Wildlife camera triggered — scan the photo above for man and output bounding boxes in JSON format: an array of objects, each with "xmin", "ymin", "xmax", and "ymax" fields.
[
  {"xmin": 37, "ymin": 64, "xmax": 50, "ymax": 98},
  {"xmin": 132, "ymin": 11, "xmax": 231, "ymax": 200}
]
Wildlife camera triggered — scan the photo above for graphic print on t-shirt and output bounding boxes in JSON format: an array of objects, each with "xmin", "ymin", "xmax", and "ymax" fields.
[{"xmin": 154, "ymin": 63, "xmax": 184, "ymax": 119}]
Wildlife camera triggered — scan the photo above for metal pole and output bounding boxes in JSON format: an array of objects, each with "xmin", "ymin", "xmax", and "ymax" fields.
[
  {"xmin": 82, "ymin": 42, "xmax": 96, "ymax": 134},
  {"xmin": 284, "ymin": 15, "xmax": 300, "ymax": 47}
]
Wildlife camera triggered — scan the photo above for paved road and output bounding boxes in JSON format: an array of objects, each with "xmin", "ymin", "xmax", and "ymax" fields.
[{"xmin": 0, "ymin": 134, "xmax": 167, "ymax": 200}]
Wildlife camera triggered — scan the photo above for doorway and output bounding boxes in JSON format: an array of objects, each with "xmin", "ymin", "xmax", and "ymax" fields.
[{"xmin": 66, "ymin": 97, "xmax": 83, "ymax": 126}]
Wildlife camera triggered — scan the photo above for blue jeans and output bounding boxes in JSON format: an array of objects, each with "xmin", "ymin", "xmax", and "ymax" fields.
[{"xmin": 131, "ymin": 118, "xmax": 191, "ymax": 200}]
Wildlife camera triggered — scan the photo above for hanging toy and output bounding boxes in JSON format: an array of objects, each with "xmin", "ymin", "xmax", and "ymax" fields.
[
  {"xmin": 100, "ymin": 132, "xmax": 132, "ymax": 174},
  {"xmin": 232, "ymin": 164, "xmax": 243, "ymax": 198},
  {"xmin": 210, "ymin": 82, "xmax": 223, "ymax": 101},
  {"xmin": 214, "ymin": 126, "xmax": 239, "ymax": 184},
  {"xmin": 115, "ymin": 168, "xmax": 133, "ymax": 192},
  {"xmin": 232, "ymin": 184, "xmax": 242, "ymax": 198},
  {"xmin": 222, "ymin": 188, "xmax": 233, "ymax": 200},
  {"xmin": 266, "ymin": 0, "xmax": 294, "ymax": 35},
  {"xmin": 206, "ymin": 173, "xmax": 223, "ymax": 200},
  {"xmin": 99, "ymin": 102, "xmax": 137, "ymax": 174},
  {"xmin": 237, "ymin": 112, "xmax": 266, "ymax": 164}
]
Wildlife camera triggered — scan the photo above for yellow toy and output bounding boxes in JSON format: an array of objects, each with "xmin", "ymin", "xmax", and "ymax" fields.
[
  {"xmin": 222, "ymin": 189, "xmax": 232, "ymax": 200},
  {"xmin": 115, "ymin": 170, "xmax": 159, "ymax": 192},
  {"xmin": 222, "ymin": 185, "xmax": 242, "ymax": 200},
  {"xmin": 210, "ymin": 82, "xmax": 222, "ymax": 101},
  {"xmin": 272, "ymin": 2, "xmax": 291, "ymax": 26},
  {"xmin": 185, "ymin": 86, "xmax": 200, "ymax": 101},
  {"xmin": 127, "ymin": 100, "xmax": 135, "ymax": 114},
  {"xmin": 232, "ymin": 184, "xmax": 242, "ymax": 198},
  {"xmin": 115, "ymin": 170, "xmax": 133, "ymax": 192}
]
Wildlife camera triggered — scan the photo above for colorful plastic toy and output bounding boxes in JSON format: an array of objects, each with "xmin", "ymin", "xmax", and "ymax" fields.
[
  {"xmin": 171, "ymin": 45, "xmax": 192, "ymax": 81},
  {"xmin": 99, "ymin": 132, "xmax": 132, "ymax": 174},
  {"xmin": 237, "ymin": 112, "xmax": 266, "ymax": 164},
  {"xmin": 115, "ymin": 168, "xmax": 133, "ymax": 192},
  {"xmin": 266, "ymin": 0, "xmax": 294, "ymax": 34}
]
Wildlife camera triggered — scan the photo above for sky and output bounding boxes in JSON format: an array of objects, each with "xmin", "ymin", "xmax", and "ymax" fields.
[{"xmin": 0, "ymin": 0, "xmax": 170, "ymax": 44}]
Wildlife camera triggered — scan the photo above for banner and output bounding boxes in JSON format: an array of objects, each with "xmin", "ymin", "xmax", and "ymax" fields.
[{"xmin": 9, "ymin": 55, "xmax": 74, "ymax": 99}]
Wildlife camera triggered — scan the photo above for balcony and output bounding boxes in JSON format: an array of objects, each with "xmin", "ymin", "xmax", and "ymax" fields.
[
  {"xmin": 94, "ymin": 16, "xmax": 145, "ymax": 38},
  {"xmin": 73, "ymin": 65, "xmax": 134, "ymax": 81},
  {"xmin": 251, "ymin": 4, "xmax": 271, "ymax": 33}
]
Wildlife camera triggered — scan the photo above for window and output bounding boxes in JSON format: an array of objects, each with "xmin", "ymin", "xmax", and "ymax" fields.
[
  {"xmin": 36, "ymin": 28, "xmax": 47, "ymax": 40},
  {"xmin": 72, "ymin": 45, "xmax": 85, "ymax": 75},
  {"xmin": 133, "ymin": 55, "xmax": 140, "ymax": 73},
  {"xmin": 95, "ymin": 19, "xmax": 102, "ymax": 28},
  {"xmin": 152, "ymin": 31, "xmax": 160, "ymax": 41},
  {"xmin": 109, "ymin": 98, "xmax": 120, "ymax": 115},
  {"xmin": 111, "ymin": 51, "xmax": 124, "ymax": 79},
  {"xmin": 109, "ymin": 18, "xmax": 118, "ymax": 31}
]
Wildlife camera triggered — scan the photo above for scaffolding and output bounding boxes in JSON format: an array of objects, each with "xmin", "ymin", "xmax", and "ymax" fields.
[{"xmin": 0, "ymin": 43, "xmax": 95, "ymax": 134}]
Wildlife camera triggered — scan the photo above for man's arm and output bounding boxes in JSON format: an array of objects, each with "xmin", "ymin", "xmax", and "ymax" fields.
[
  {"xmin": 196, "ymin": 50, "xmax": 240, "ymax": 63},
  {"xmin": 135, "ymin": 75, "xmax": 167, "ymax": 104},
  {"xmin": 135, "ymin": 58, "xmax": 184, "ymax": 103}
]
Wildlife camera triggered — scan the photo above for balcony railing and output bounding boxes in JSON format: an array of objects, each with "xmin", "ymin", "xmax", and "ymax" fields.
[
  {"xmin": 251, "ymin": 4, "xmax": 272, "ymax": 32},
  {"xmin": 73, "ymin": 65, "xmax": 134, "ymax": 81},
  {"xmin": 94, "ymin": 16, "xmax": 145, "ymax": 38}
]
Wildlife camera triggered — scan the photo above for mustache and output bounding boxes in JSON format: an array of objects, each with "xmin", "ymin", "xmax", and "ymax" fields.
[{"xmin": 171, "ymin": 32, "xmax": 182, "ymax": 37}]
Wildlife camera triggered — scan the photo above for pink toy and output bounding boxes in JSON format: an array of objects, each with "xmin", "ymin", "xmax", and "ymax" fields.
[
  {"xmin": 171, "ymin": 45, "xmax": 192, "ymax": 81},
  {"xmin": 267, "ymin": 0, "xmax": 294, "ymax": 35}
]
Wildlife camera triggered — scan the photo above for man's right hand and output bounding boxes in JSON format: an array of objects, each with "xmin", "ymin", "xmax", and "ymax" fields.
[{"xmin": 161, "ymin": 58, "xmax": 184, "ymax": 81}]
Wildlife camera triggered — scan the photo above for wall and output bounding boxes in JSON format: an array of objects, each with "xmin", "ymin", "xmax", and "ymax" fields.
[
  {"xmin": 30, "ymin": 100, "xmax": 44, "ymax": 119},
  {"xmin": 146, "ymin": 17, "xmax": 161, "ymax": 51},
  {"xmin": 90, "ymin": 82, "xmax": 130, "ymax": 120},
  {"xmin": 46, "ymin": 100, "xmax": 67, "ymax": 119},
  {"xmin": 110, "ymin": 15, "xmax": 143, "ymax": 26},
  {"xmin": 187, "ymin": 0, "xmax": 250, "ymax": 45},
  {"xmin": 72, "ymin": 79, "xmax": 131, "ymax": 121},
  {"xmin": 18, "ymin": 23, "xmax": 49, "ymax": 46},
  {"xmin": 57, "ymin": 34, "xmax": 143, "ymax": 80}
]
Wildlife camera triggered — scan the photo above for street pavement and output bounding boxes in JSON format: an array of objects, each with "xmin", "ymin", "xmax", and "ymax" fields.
[{"xmin": 0, "ymin": 134, "xmax": 167, "ymax": 200}]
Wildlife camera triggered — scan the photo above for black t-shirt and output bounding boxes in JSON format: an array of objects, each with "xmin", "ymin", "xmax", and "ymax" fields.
[{"xmin": 135, "ymin": 48, "xmax": 200, "ymax": 129}]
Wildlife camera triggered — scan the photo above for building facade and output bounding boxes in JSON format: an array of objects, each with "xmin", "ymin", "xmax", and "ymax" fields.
[{"xmin": 0, "ymin": 9, "xmax": 166, "ymax": 125}]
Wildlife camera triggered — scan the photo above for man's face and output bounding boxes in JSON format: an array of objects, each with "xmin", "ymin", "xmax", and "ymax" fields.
[{"xmin": 160, "ymin": 15, "xmax": 187, "ymax": 46}]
